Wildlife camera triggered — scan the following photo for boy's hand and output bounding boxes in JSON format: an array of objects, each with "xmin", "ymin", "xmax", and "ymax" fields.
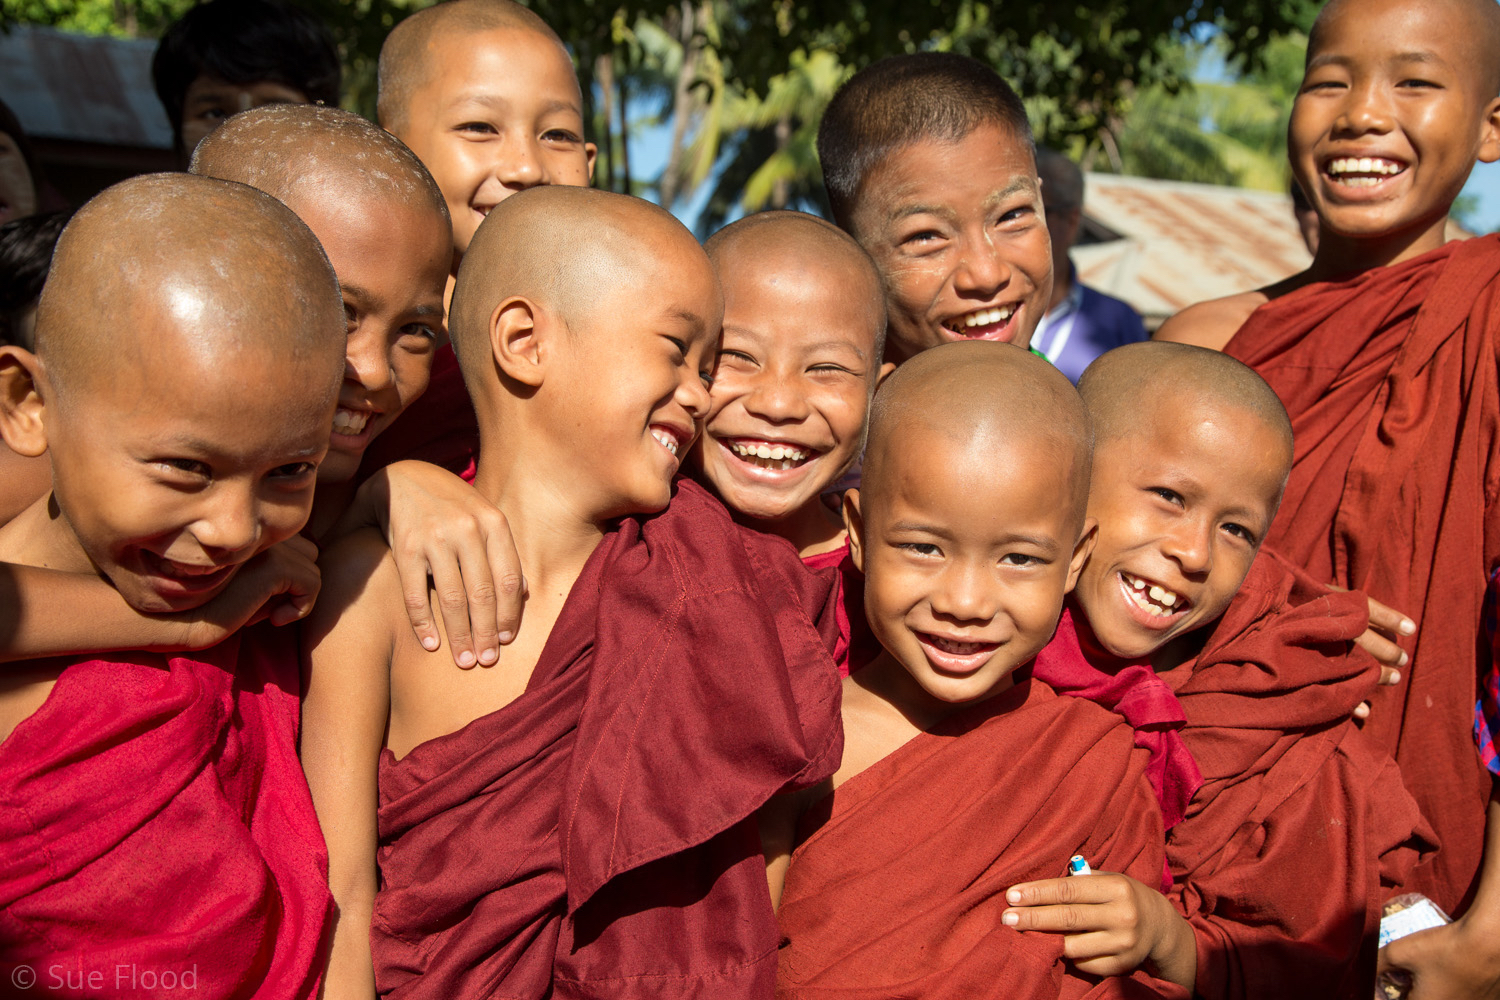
[
  {"xmin": 169, "ymin": 536, "xmax": 322, "ymax": 650},
  {"xmin": 1353, "ymin": 595, "xmax": 1414, "ymax": 720},
  {"xmin": 1379, "ymin": 917, "xmax": 1500, "ymax": 1000},
  {"xmin": 1002, "ymin": 871, "xmax": 1196, "ymax": 991},
  {"xmin": 360, "ymin": 460, "xmax": 525, "ymax": 668}
]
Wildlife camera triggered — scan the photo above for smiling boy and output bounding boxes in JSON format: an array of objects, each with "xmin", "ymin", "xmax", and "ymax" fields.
[
  {"xmin": 1006, "ymin": 342, "xmax": 1433, "ymax": 1000},
  {"xmin": 0, "ymin": 174, "xmax": 345, "ymax": 998},
  {"xmin": 764, "ymin": 342, "xmax": 1183, "ymax": 999},
  {"xmin": 817, "ymin": 53, "xmax": 1053, "ymax": 363},
  {"xmin": 1154, "ymin": 0, "xmax": 1500, "ymax": 977},
  {"xmin": 302, "ymin": 187, "xmax": 842, "ymax": 999}
]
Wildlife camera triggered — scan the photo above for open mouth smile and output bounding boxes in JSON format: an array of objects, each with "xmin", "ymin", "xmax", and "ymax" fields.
[
  {"xmin": 942, "ymin": 304, "xmax": 1020, "ymax": 342},
  {"xmin": 1118, "ymin": 571, "xmax": 1192, "ymax": 629},
  {"xmin": 916, "ymin": 630, "xmax": 1001, "ymax": 674},
  {"xmin": 1322, "ymin": 155, "xmax": 1408, "ymax": 190},
  {"xmin": 720, "ymin": 436, "xmax": 821, "ymax": 473}
]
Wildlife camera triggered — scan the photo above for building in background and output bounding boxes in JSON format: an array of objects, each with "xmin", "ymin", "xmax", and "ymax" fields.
[{"xmin": 0, "ymin": 25, "xmax": 174, "ymax": 207}]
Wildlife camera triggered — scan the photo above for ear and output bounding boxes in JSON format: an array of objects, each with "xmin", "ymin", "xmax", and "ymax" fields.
[
  {"xmin": 584, "ymin": 141, "xmax": 599, "ymax": 184},
  {"xmin": 874, "ymin": 361, "xmax": 897, "ymax": 389},
  {"xmin": 0, "ymin": 347, "xmax": 51, "ymax": 458},
  {"xmin": 1063, "ymin": 516, "xmax": 1097, "ymax": 594},
  {"xmin": 1479, "ymin": 97, "xmax": 1500, "ymax": 164},
  {"xmin": 842, "ymin": 488, "xmax": 866, "ymax": 574},
  {"xmin": 489, "ymin": 296, "xmax": 552, "ymax": 388}
]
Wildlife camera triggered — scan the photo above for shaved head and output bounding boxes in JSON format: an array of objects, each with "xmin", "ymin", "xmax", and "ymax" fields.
[
  {"xmin": 1312, "ymin": 0, "xmax": 1500, "ymax": 96},
  {"xmin": 189, "ymin": 103, "xmax": 448, "ymax": 223},
  {"xmin": 35, "ymin": 173, "xmax": 344, "ymax": 401},
  {"xmin": 1079, "ymin": 341, "xmax": 1292, "ymax": 470},
  {"xmin": 865, "ymin": 341, "xmax": 1092, "ymax": 522},
  {"xmin": 449, "ymin": 185, "xmax": 713, "ymax": 396},
  {"xmin": 377, "ymin": 0, "xmax": 570, "ymax": 131},
  {"xmin": 706, "ymin": 210, "xmax": 887, "ymax": 359}
]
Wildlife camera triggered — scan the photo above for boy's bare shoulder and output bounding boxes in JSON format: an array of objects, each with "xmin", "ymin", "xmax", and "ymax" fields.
[
  {"xmin": 1153, "ymin": 290, "xmax": 1271, "ymax": 351},
  {"xmin": 834, "ymin": 672, "xmax": 922, "ymax": 789},
  {"xmin": 304, "ymin": 526, "xmax": 402, "ymax": 644}
]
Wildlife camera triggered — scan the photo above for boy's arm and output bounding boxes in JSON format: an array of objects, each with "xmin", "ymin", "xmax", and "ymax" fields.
[
  {"xmin": 300, "ymin": 530, "xmax": 398, "ymax": 1000},
  {"xmin": 758, "ymin": 780, "xmax": 829, "ymax": 910},
  {"xmin": 0, "ymin": 538, "xmax": 320, "ymax": 661},
  {"xmin": 335, "ymin": 460, "xmax": 525, "ymax": 670}
]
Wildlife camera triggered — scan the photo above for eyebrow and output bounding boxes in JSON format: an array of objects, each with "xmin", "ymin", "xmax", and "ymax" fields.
[
  {"xmin": 890, "ymin": 520, "xmax": 1058, "ymax": 551},
  {"xmin": 720, "ymin": 325, "xmax": 870, "ymax": 361},
  {"xmin": 340, "ymin": 282, "xmax": 446, "ymax": 319},
  {"xmin": 886, "ymin": 175, "xmax": 1035, "ymax": 224},
  {"xmin": 450, "ymin": 93, "xmax": 581, "ymax": 117}
]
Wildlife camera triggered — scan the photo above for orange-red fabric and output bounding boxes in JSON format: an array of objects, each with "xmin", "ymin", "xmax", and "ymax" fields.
[
  {"xmin": 1034, "ymin": 609, "xmax": 1203, "ymax": 845},
  {"xmin": 775, "ymin": 676, "xmax": 1186, "ymax": 1000},
  {"xmin": 372, "ymin": 479, "xmax": 843, "ymax": 999},
  {"xmin": 0, "ymin": 628, "xmax": 332, "ymax": 1000},
  {"xmin": 355, "ymin": 344, "xmax": 479, "ymax": 485},
  {"xmin": 1155, "ymin": 552, "xmax": 1435, "ymax": 1000},
  {"xmin": 1224, "ymin": 235, "xmax": 1500, "ymax": 913}
]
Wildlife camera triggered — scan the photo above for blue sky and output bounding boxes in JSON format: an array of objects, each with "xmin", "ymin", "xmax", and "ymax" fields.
[{"xmin": 1463, "ymin": 161, "xmax": 1500, "ymax": 233}]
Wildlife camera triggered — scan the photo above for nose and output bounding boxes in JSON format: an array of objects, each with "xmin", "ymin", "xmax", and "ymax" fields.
[
  {"xmin": 677, "ymin": 368, "xmax": 711, "ymax": 422},
  {"xmin": 1334, "ymin": 78, "xmax": 1395, "ymax": 138},
  {"xmin": 191, "ymin": 483, "xmax": 262, "ymax": 558},
  {"xmin": 743, "ymin": 370, "xmax": 812, "ymax": 424},
  {"xmin": 496, "ymin": 135, "xmax": 545, "ymax": 189},
  {"xmin": 1162, "ymin": 518, "xmax": 1213, "ymax": 577},
  {"xmin": 930, "ymin": 560, "xmax": 998, "ymax": 625},
  {"xmin": 952, "ymin": 232, "xmax": 1012, "ymax": 298},
  {"xmin": 345, "ymin": 324, "xmax": 394, "ymax": 393}
]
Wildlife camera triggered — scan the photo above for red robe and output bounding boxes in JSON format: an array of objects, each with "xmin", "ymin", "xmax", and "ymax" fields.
[
  {"xmin": 800, "ymin": 541, "xmax": 879, "ymax": 677},
  {"xmin": 1033, "ymin": 609, "xmax": 1204, "ymax": 880},
  {"xmin": 1225, "ymin": 235, "xmax": 1500, "ymax": 913},
  {"xmin": 372, "ymin": 479, "xmax": 843, "ymax": 999},
  {"xmin": 1150, "ymin": 553, "xmax": 1435, "ymax": 1000},
  {"xmin": 775, "ymin": 676, "xmax": 1186, "ymax": 1000},
  {"xmin": 355, "ymin": 344, "xmax": 480, "ymax": 485},
  {"xmin": 0, "ymin": 628, "xmax": 332, "ymax": 1000}
]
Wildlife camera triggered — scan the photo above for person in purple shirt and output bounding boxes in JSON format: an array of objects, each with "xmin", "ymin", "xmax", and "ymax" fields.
[{"xmin": 1032, "ymin": 149, "xmax": 1149, "ymax": 383}]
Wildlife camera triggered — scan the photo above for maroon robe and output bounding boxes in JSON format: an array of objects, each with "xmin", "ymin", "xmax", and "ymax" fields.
[
  {"xmin": 1153, "ymin": 553, "xmax": 1435, "ymax": 1000},
  {"xmin": 1225, "ymin": 235, "xmax": 1500, "ymax": 912},
  {"xmin": 371, "ymin": 479, "xmax": 843, "ymax": 999},
  {"xmin": 0, "ymin": 628, "xmax": 332, "ymax": 1000},
  {"xmin": 775, "ymin": 676, "xmax": 1186, "ymax": 1000}
]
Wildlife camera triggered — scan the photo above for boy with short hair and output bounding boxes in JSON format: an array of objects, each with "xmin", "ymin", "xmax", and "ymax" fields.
[
  {"xmin": 764, "ymin": 341, "xmax": 1184, "ymax": 999},
  {"xmin": 302, "ymin": 187, "xmax": 842, "ymax": 999},
  {"xmin": 0, "ymin": 174, "xmax": 346, "ymax": 998},
  {"xmin": 1156, "ymin": 0, "xmax": 1500, "ymax": 982},
  {"xmin": 693, "ymin": 211, "xmax": 890, "ymax": 671},
  {"xmin": 1004, "ymin": 342, "xmax": 1433, "ymax": 1000},
  {"xmin": 152, "ymin": 0, "xmax": 340, "ymax": 160},
  {"xmin": 816, "ymin": 52, "xmax": 1053, "ymax": 363}
]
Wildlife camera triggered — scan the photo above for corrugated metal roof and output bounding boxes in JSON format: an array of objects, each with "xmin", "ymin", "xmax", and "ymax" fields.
[
  {"xmin": 0, "ymin": 25, "xmax": 172, "ymax": 149},
  {"xmin": 1071, "ymin": 172, "xmax": 1469, "ymax": 326}
]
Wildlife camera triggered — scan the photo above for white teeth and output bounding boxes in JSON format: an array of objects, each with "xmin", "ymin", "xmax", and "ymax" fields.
[
  {"xmin": 1327, "ymin": 156, "xmax": 1405, "ymax": 180},
  {"xmin": 952, "ymin": 305, "xmax": 1017, "ymax": 330},
  {"xmin": 651, "ymin": 429, "xmax": 679, "ymax": 456},
  {"xmin": 728, "ymin": 441, "xmax": 810, "ymax": 469},
  {"xmin": 333, "ymin": 408, "xmax": 370, "ymax": 436},
  {"xmin": 1123, "ymin": 573, "xmax": 1183, "ymax": 618}
]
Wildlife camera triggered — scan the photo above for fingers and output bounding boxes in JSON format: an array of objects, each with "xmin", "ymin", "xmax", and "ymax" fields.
[
  {"xmin": 1366, "ymin": 595, "xmax": 1417, "ymax": 639},
  {"xmin": 1006, "ymin": 876, "xmax": 1121, "ymax": 908},
  {"xmin": 1355, "ymin": 701, "xmax": 1371, "ymax": 720},
  {"xmin": 487, "ymin": 520, "xmax": 526, "ymax": 647},
  {"xmin": 396, "ymin": 546, "xmax": 443, "ymax": 656},
  {"xmin": 452, "ymin": 542, "xmax": 500, "ymax": 667},
  {"xmin": 428, "ymin": 550, "xmax": 478, "ymax": 668},
  {"xmin": 1355, "ymin": 627, "xmax": 1409, "ymax": 673}
]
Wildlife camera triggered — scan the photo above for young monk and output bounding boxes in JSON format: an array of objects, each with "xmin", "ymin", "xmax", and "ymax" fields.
[
  {"xmin": 355, "ymin": 0, "xmax": 597, "ymax": 488},
  {"xmin": 763, "ymin": 340, "xmax": 1183, "ymax": 999},
  {"xmin": 816, "ymin": 52, "xmax": 1054, "ymax": 363},
  {"xmin": 691, "ymin": 211, "xmax": 890, "ymax": 672},
  {"xmin": 1005, "ymin": 342, "xmax": 1434, "ymax": 1000},
  {"xmin": 0, "ymin": 175, "xmax": 345, "ymax": 997},
  {"xmin": 1156, "ymin": 0, "xmax": 1500, "ymax": 983},
  {"xmin": 302, "ymin": 186, "xmax": 842, "ymax": 1000}
]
